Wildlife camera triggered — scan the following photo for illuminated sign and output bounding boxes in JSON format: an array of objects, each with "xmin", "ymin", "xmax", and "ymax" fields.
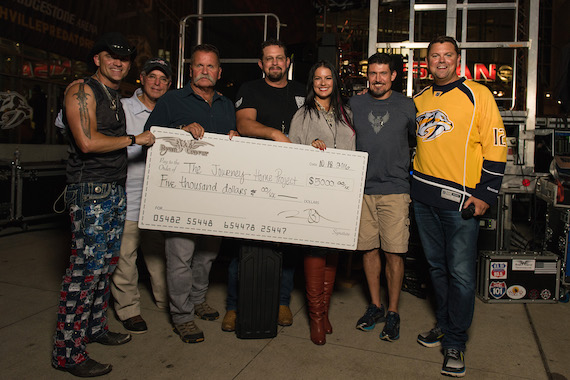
[
  {"xmin": 404, "ymin": 62, "xmax": 513, "ymax": 83},
  {"xmin": 22, "ymin": 60, "xmax": 72, "ymax": 79}
]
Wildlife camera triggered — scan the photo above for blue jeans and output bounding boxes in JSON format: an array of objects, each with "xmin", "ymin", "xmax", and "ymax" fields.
[
  {"xmin": 413, "ymin": 201, "xmax": 479, "ymax": 351},
  {"xmin": 52, "ymin": 182, "xmax": 126, "ymax": 368},
  {"xmin": 226, "ymin": 244, "xmax": 295, "ymax": 310}
]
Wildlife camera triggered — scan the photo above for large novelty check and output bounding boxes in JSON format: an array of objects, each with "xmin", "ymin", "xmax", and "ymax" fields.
[{"xmin": 139, "ymin": 127, "xmax": 368, "ymax": 249}]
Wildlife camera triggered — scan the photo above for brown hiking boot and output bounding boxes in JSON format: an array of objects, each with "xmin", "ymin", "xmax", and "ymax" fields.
[
  {"xmin": 194, "ymin": 302, "xmax": 220, "ymax": 321},
  {"xmin": 173, "ymin": 321, "xmax": 204, "ymax": 343}
]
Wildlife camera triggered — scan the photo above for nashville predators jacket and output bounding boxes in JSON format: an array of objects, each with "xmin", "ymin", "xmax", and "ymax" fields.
[{"xmin": 412, "ymin": 78, "xmax": 507, "ymax": 210}]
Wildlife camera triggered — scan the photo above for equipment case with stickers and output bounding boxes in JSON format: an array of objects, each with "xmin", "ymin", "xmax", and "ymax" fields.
[{"xmin": 476, "ymin": 251, "xmax": 560, "ymax": 303}]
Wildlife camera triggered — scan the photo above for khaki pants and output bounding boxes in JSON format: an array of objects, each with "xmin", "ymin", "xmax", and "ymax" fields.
[{"xmin": 111, "ymin": 220, "xmax": 168, "ymax": 320}]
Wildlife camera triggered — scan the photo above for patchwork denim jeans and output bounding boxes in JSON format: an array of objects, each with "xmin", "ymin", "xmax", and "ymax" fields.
[{"xmin": 52, "ymin": 182, "xmax": 126, "ymax": 368}]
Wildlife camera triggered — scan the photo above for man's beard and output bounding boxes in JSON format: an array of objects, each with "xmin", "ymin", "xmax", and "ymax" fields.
[
  {"xmin": 369, "ymin": 82, "xmax": 390, "ymax": 98},
  {"xmin": 266, "ymin": 68, "xmax": 285, "ymax": 82}
]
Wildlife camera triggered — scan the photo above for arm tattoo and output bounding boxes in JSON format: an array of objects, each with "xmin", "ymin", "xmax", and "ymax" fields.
[{"xmin": 74, "ymin": 84, "xmax": 91, "ymax": 139}]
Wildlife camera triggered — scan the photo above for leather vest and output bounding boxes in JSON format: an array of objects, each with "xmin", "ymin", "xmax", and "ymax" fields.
[{"xmin": 65, "ymin": 77, "xmax": 127, "ymax": 185}]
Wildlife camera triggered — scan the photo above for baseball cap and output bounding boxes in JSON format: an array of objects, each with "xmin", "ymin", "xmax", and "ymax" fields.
[
  {"xmin": 142, "ymin": 57, "xmax": 173, "ymax": 78},
  {"xmin": 89, "ymin": 32, "xmax": 137, "ymax": 60}
]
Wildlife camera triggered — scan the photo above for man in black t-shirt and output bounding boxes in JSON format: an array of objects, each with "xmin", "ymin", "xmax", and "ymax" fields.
[
  {"xmin": 221, "ymin": 39, "xmax": 305, "ymax": 332},
  {"xmin": 235, "ymin": 39, "xmax": 305, "ymax": 140}
]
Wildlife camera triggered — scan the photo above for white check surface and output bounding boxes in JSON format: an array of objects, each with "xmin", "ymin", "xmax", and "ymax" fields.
[{"xmin": 139, "ymin": 127, "xmax": 368, "ymax": 249}]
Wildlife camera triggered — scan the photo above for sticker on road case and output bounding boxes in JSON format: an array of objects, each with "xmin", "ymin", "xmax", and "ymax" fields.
[
  {"xmin": 529, "ymin": 289, "xmax": 539, "ymax": 300},
  {"xmin": 512, "ymin": 259, "xmax": 535, "ymax": 271},
  {"xmin": 540, "ymin": 289, "xmax": 552, "ymax": 300},
  {"xmin": 489, "ymin": 281, "xmax": 507, "ymax": 299},
  {"xmin": 490, "ymin": 262, "xmax": 508, "ymax": 279},
  {"xmin": 507, "ymin": 285, "xmax": 527, "ymax": 299}
]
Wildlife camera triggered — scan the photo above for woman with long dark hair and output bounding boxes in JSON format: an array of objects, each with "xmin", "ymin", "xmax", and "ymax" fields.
[{"xmin": 289, "ymin": 60, "xmax": 355, "ymax": 345}]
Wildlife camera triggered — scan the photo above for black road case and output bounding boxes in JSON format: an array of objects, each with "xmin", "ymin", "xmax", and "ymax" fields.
[
  {"xmin": 477, "ymin": 250, "xmax": 560, "ymax": 303},
  {"xmin": 236, "ymin": 242, "xmax": 282, "ymax": 339}
]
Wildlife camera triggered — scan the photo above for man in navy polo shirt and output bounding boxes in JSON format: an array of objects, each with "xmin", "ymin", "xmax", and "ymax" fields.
[{"xmin": 144, "ymin": 44, "xmax": 236, "ymax": 344}]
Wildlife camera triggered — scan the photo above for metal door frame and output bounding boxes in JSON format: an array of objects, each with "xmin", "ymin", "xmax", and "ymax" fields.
[
  {"xmin": 367, "ymin": 0, "xmax": 539, "ymax": 147},
  {"xmin": 177, "ymin": 13, "xmax": 281, "ymax": 88}
]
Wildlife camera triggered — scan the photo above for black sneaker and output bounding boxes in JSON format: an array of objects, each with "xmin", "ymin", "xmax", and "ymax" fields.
[
  {"xmin": 417, "ymin": 326, "xmax": 444, "ymax": 347},
  {"xmin": 441, "ymin": 348, "xmax": 465, "ymax": 377},
  {"xmin": 379, "ymin": 311, "xmax": 400, "ymax": 341},
  {"xmin": 122, "ymin": 315, "xmax": 148, "ymax": 334},
  {"xmin": 90, "ymin": 331, "xmax": 132, "ymax": 345},
  {"xmin": 356, "ymin": 304, "xmax": 385, "ymax": 331},
  {"xmin": 57, "ymin": 358, "xmax": 112, "ymax": 377}
]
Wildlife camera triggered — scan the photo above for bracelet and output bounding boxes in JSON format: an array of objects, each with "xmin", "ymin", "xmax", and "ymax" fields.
[
  {"xmin": 313, "ymin": 138, "xmax": 319, "ymax": 142},
  {"xmin": 128, "ymin": 135, "xmax": 136, "ymax": 146}
]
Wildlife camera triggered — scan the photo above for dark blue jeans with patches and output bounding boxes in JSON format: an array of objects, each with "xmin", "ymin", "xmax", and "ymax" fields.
[{"xmin": 52, "ymin": 182, "xmax": 126, "ymax": 369}]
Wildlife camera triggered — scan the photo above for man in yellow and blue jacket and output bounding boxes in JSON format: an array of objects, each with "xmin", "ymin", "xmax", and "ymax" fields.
[{"xmin": 412, "ymin": 36, "xmax": 507, "ymax": 378}]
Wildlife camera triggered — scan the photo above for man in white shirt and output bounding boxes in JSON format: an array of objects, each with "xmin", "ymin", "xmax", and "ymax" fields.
[{"xmin": 111, "ymin": 58, "xmax": 172, "ymax": 334}]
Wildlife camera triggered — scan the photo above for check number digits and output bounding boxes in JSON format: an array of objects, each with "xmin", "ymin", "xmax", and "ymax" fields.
[
  {"xmin": 153, "ymin": 214, "xmax": 180, "ymax": 224},
  {"xmin": 261, "ymin": 225, "xmax": 287, "ymax": 234},
  {"xmin": 223, "ymin": 221, "xmax": 287, "ymax": 235},
  {"xmin": 188, "ymin": 218, "xmax": 213, "ymax": 227},
  {"xmin": 224, "ymin": 221, "xmax": 255, "ymax": 231},
  {"xmin": 153, "ymin": 214, "xmax": 213, "ymax": 227}
]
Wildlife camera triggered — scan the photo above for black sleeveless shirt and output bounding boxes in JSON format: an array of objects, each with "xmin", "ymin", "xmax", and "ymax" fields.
[{"xmin": 65, "ymin": 77, "xmax": 127, "ymax": 186}]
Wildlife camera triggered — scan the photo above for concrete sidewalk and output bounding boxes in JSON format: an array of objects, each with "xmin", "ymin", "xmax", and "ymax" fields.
[{"xmin": 0, "ymin": 226, "xmax": 568, "ymax": 379}]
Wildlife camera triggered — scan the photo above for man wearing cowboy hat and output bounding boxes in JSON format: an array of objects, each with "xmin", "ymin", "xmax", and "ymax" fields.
[{"xmin": 52, "ymin": 32, "xmax": 155, "ymax": 378}]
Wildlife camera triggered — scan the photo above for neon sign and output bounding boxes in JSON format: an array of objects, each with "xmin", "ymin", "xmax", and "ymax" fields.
[
  {"xmin": 22, "ymin": 60, "xmax": 72, "ymax": 79},
  {"xmin": 404, "ymin": 62, "xmax": 512, "ymax": 82}
]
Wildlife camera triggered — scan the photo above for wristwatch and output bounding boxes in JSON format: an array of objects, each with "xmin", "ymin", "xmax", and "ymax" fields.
[{"xmin": 128, "ymin": 135, "xmax": 136, "ymax": 146}]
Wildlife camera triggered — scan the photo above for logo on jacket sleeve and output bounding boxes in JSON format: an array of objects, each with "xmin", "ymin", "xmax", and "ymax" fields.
[{"xmin": 416, "ymin": 109, "xmax": 454, "ymax": 141}]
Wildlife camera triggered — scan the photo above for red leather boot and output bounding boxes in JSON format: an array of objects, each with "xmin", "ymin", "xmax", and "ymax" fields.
[
  {"xmin": 304, "ymin": 255, "xmax": 326, "ymax": 345},
  {"xmin": 323, "ymin": 253, "xmax": 338, "ymax": 334}
]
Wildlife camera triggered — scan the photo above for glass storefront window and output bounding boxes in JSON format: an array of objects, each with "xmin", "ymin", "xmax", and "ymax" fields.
[{"xmin": 0, "ymin": 37, "xmax": 89, "ymax": 144}]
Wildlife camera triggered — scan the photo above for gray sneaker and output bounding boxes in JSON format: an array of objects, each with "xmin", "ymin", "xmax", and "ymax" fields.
[
  {"xmin": 441, "ymin": 348, "xmax": 465, "ymax": 377},
  {"xmin": 173, "ymin": 321, "xmax": 204, "ymax": 343},
  {"xmin": 417, "ymin": 326, "xmax": 444, "ymax": 347},
  {"xmin": 194, "ymin": 302, "xmax": 220, "ymax": 321}
]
